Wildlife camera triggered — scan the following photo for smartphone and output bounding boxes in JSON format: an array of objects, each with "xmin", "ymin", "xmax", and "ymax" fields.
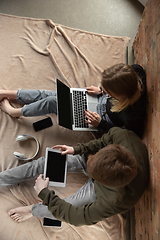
[
  {"xmin": 43, "ymin": 218, "xmax": 62, "ymax": 227},
  {"xmin": 33, "ymin": 117, "xmax": 53, "ymax": 132}
]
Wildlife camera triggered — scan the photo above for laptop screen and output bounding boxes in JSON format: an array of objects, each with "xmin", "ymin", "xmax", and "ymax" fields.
[{"xmin": 56, "ymin": 79, "xmax": 73, "ymax": 130}]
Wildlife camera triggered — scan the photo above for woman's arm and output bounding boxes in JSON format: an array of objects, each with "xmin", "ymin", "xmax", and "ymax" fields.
[{"xmin": 85, "ymin": 86, "xmax": 102, "ymax": 96}]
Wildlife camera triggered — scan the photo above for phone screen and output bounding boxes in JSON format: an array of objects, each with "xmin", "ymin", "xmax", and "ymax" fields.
[
  {"xmin": 33, "ymin": 117, "xmax": 53, "ymax": 131},
  {"xmin": 43, "ymin": 218, "xmax": 62, "ymax": 227}
]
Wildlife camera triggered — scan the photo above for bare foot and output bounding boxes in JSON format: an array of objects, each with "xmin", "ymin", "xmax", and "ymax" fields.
[
  {"xmin": 0, "ymin": 99, "xmax": 22, "ymax": 117},
  {"xmin": 8, "ymin": 205, "xmax": 33, "ymax": 223},
  {"xmin": 0, "ymin": 99, "xmax": 15, "ymax": 116}
]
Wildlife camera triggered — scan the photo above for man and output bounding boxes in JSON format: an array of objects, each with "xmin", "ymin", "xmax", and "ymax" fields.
[{"xmin": 5, "ymin": 127, "xmax": 149, "ymax": 226}]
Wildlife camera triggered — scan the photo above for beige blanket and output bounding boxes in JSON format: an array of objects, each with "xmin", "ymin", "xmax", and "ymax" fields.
[{"xmin": 0, "ymin": 13, "xmax": 130, "ymax": 240}]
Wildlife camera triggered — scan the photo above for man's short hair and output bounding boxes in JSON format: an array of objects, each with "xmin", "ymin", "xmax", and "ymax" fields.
[{"xmin": 87, "ymin": 144, "xmax": 138, "ymax": 187}]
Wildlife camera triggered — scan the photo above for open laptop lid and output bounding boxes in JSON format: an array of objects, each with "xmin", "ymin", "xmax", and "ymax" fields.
[{"xmin": 56, "ymin": 79, "xmax": 73, "ymax": 130}]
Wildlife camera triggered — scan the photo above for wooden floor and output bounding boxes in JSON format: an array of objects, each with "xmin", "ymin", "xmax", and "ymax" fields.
[{"xmin": 133, "ymin": 0, "xmax": 160, "ymax": 239}]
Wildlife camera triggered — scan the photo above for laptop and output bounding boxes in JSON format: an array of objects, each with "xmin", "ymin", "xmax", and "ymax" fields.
[{"xmin": 56, "ymin": 79, "xmax": 98, "ymax": 131}]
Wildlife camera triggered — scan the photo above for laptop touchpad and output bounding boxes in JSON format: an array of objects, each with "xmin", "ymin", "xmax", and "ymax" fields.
[{"xmin": 87, "ymin": 102, "xmax": 97, "ymax": 112}]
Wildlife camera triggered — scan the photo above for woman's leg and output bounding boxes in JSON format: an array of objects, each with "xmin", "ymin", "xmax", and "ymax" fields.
[
  {"xmin": 0, "ymin": 90, "xmax": 17, "ymax": 101},
  {"xmin": 0, "ymin": 90, "xmax": 57, "ymax": 117},
  {"xmin": 0, "ymin": 89, "xmax": 56, "ymax": 104},
  {"xmin": 18, "ymin": 90, "xmax": 58, "ymax": 117},
  {"xmin": 0, "ymin": 90, "xmax": 21, "ymax": 117},
  {"xmin": 17, "ymin": 90, "xmax": 56, "ymax": 105},
  {"xmin": 21, "ymin": 95, "xmax": 57, "ymax": 117},
  {"xmin": 0, "ymin": 99, "xmax": 22, "ymax": 117}
]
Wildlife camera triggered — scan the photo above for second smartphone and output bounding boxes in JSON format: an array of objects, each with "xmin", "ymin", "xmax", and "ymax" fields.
[{"xmin": 33, "ymin": 117, "xmax": 53, "ymax": 132}]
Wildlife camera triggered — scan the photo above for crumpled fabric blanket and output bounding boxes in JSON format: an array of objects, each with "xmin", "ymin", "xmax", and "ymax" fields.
[{"xmin": 0, "ymin": 13, "xmax": 129, "ymax": 240}]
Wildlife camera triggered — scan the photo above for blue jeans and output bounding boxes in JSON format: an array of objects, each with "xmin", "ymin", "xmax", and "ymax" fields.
[
  {"xmin": 17, "ymin": 90, "xmax": 113, "ymax": 125},
  {"xmin": 17, "ymin": 89, "xmax": 57, "ymax": 117}
]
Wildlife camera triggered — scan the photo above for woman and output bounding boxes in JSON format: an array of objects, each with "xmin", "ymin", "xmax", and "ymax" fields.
[
  {"xmin": 0, "ymin": 64, "xmax": 147, "ymax": 138},
  {"xmin": 85, "ymin": 64, "xmax": 147, "ymax": 138}
]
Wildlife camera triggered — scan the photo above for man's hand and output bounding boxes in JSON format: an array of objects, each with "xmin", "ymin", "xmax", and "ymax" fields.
[
  {"xmin": 85, "ymin": 86, "xmax": 101, "ymax": 96},
  {"xmin": 85, "ymin": 110, "xmax": 101, "ymax": 126},
  {"xmin": 34, "ymin": 174, "xmax": 49, "ymax": 195},
  {"xmin": 52, "ymin": 145, "xmax": 74, "ymax": 155}
]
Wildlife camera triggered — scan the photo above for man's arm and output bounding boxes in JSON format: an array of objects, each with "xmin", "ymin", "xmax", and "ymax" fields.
[
  {"xmin": 52, "ymin": 127, "xmax": 122, "ymax": 158},
  {"xmin": 34, "ymin": 174, "xmax": 109, "ymax": 226},
  {"xmin": 52, "ymin": 133, "xmax": 110, "ymax": 157},
  {"xmin": 73, "ymin": 130, "xmax": 113, "ymax": 156},
  {"xmin": 34, "ymin": 128, "xmax": 126, "ymax": 226},
  {"xmin": 52, "ymin": 145, "xmax": 74, "ymax": 155},
  {"xmin": 38, "ymin": 186, "xmax": 114, "ymax": 226}
]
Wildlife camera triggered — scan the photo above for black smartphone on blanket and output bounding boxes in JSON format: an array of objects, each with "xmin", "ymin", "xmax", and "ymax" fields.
[
  {"xmin": 33, "ymin": 117, "xmax": 53, "ymax": 131},
  {"xmin": 43, "ymin": 217, "xmax": 62, "ymax": 227}
]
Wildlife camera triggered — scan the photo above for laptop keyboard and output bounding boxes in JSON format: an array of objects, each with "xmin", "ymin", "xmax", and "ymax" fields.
[{"xmin": 72, "ymin": 90, "xmax": 89, "ymax": 128}]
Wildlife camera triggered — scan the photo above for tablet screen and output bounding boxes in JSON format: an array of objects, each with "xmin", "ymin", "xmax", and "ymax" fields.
[
  {"xmin": 44, "ymin": 148, "xmax": 67, "ymax": 187},
  {"xmin": 46, "ymin": 151, "xmax": 66, "ymax": 182}
]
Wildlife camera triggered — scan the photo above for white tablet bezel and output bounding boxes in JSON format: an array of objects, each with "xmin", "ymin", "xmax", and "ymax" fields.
[{"xmin": 44, "ymin": 147, "xmax": 67, "ymax": 187}]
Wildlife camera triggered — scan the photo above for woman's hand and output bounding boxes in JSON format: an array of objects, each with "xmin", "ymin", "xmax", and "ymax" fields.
[
  {"xmin": 85, "ymin": 86, "xmax": 101, "ymax": 96},
  {"xmin": 52, "ymin": 145, "xmax": 74, "ymax": 155},
  {"xmin": 85, "ymin": 110, "xmax": 101, "ymax": 126},
  {"xmin": 34, "ymin": 174, "xmax": 49, "ymax": 195}
]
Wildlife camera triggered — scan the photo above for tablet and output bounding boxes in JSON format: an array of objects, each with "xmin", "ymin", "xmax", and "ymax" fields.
[{"xmin": 44, "ymin": 148, "xmax": 67, "ymax": 187}]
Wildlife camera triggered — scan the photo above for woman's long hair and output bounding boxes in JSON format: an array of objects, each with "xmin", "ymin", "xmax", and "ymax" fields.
[{"xmin": 101, "ymin": 63, "xmax": 142, "ymax": 112}]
